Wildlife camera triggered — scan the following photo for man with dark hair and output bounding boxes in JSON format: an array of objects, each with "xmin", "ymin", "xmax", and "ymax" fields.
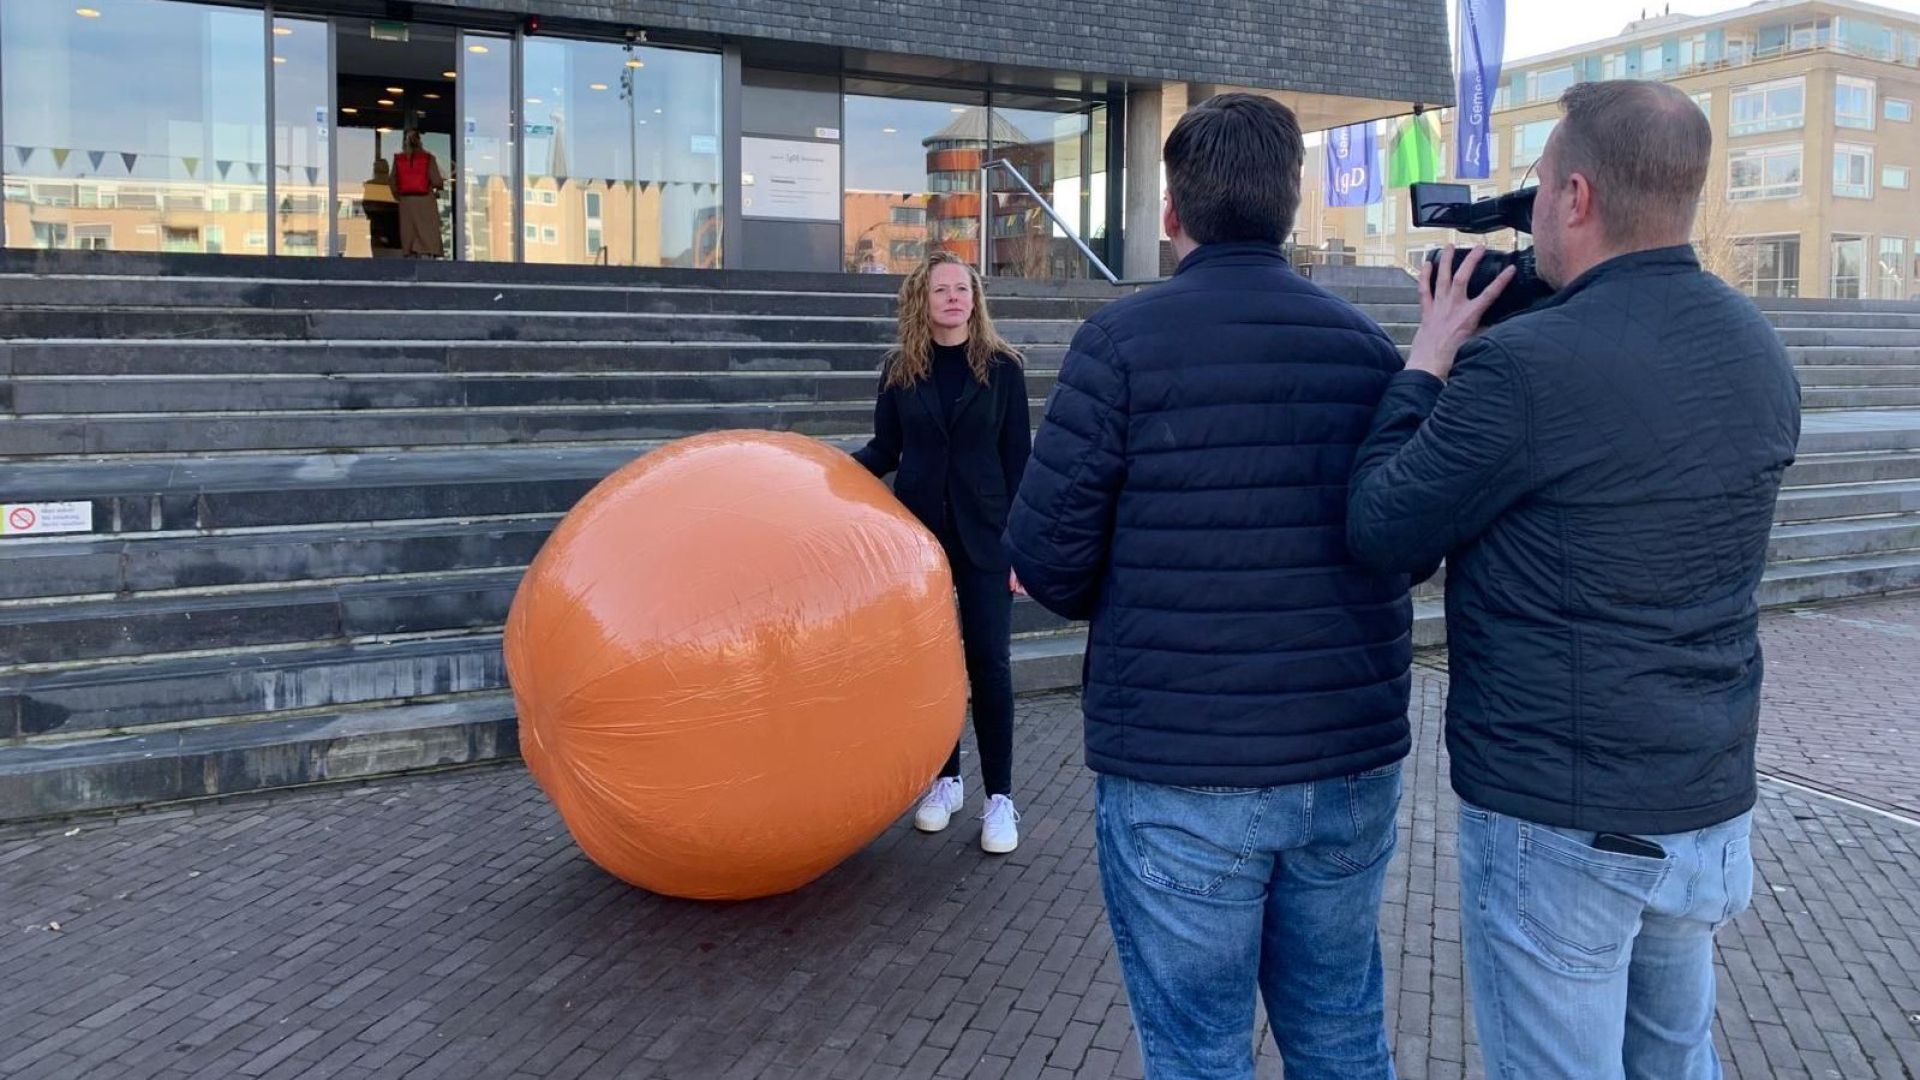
[
  {"xmin": 1348, "ymin": 80, "xmax": 1800, "ymax": 1078},
  {"xmin": 1007, "ymin": 92, "xmax": 1412, "ymax": 1079}
]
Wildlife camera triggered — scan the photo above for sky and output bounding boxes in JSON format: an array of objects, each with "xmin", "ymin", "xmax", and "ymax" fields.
[{"xmin": 1503, "ymin": 0, "xmax": 1920, "ymax": 62}]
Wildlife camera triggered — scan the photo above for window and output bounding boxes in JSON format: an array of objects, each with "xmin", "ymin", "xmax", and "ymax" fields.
[
  {"xmin": 586, "ymin": 227, "xmax": 602, "ymax": 256},
  {"xmin": 1831, "ymin": 235, "xmax": 1866, "ymax": 299},
  {"xmin": 31, "ymin": 222, "xmax": 69, "ymax": 249},
  {"xmin": 74, "ymin": 225, "xmax": 111, "ymax": 251},
  {"xmin": 281, "ymin": 230, "xmax": 319, "ymax": 253},
  {"xmin": 1836, "ymin": 76, "xmax": 1876, "ymax": 130},
  {"xmin": 1887, "ymin": 99, "xmax": 1913, "ymax": 123},
  {"xmin": 1877, "ymin": 237, "xmax": 1908, "ymax": 300},
  {"xmin": 162, "ymin": 226, "xmax": 200, "ymax": 253},
  {"xmin": 584, "ymin": 192, "xmax": 602, "ymax": 218},
  {"xmin": 1365, "ymin": 193, "xmax": 1397, "ymax": 237},
  {"xmin": 1678, "ymin": 34, "xmax": 1710, "ymax": 69},
  {"xmin": 1602, "ymin": 52, "xmax": 1629, "ymax": 79},
  {"xmin": 890, "ymin": 206, "xmax": 926, "ymax": 226},
  {"xmin": 246, "ymin": 230, "xmax": 267, "ymax": 249},
  {"xmin": 1885, "ymin": 165, "xmax": 1911, "ymax": 190},
  {"xmin": 525, "ymin": 224, "xmax": 538, "ymax": 241},
  {"xmin": 1529, "ymin": 66, "xmax": 1577, "ymax": 102},
  {"xmin": 204, "ymin": 226, "xmax": 225, "ymax": 255},
  {"xmin": 541, "ymin": 225, "xmax": 558, "ymax": 245},
  {"xmin": 1511, "ymin": 120, "xmax": 1556, "ymax": 170},
  {"xmin": 1726, "ymin": 36, "xmax": 1751, "ymax": 65},
  {"xmin": 1789, "ymin": 17, "xmax": 1832, "ymax": 51},
  {"xmin": 1731, "ymin": 78, "xmax": 1805, "ymax": 135},
  {"xmin": 889, "ymin": 238, "xmax": 924, "ymax": 262},
  {"xmin": 1641, "ymin": 45, "xmax": 1665, "ymax": 76},
  {"xmin": 928, "ymin": 172, "xmax": 979, "ymax": 193},
  {"xmin": 1691, "ymin": 92, "xmax": 1712, "ymax": 118},
  {"xmin": 1734, "ymin": 235, "xmax": 1800, "ymax": 297},
  {"xmin": 1834, "ymin": 144, "xmax": 1874, "ymax": 198},
  {"xmin": 1730, "ymin": 144, "xmax": 1804, "ymax": 200}
]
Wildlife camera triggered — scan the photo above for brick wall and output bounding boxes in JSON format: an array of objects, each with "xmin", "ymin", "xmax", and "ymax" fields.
[{"xmin": 446, "ymin": 0, "xmax": 1455, "ymax": 105}]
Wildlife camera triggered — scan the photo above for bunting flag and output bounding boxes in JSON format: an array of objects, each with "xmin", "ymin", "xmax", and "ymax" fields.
[
  {"xmin": 182, "ymin": 156, "xmax": 200, "ymax": 178},
  {"xmin": 1387, "ymin": 113, "xmax": 1443, "ymax": 188},
  {"xmin": 13, "ymin": 146, "xmax": 33, "ymax": 168},
  {"xmin": 121, "ymin": 152, "xmax": 139, "ymax": 173},
  {"xmin": 51, "ymin": 148, "xmax": 72, "ymax": 169},
  {"xmin": 603, "ymin": 177, "xmax": 617, "ymax": 190},
  {"xmin": 216, "ymin": 159, "xmax": 235, "ymax": 180},
  {"xmin": 247, "ymin": 163, "xmax": 263, "ymax": 182},
  {"xmin": 87, "ymin": 150, "xmax": 107, "ymax": 171},
  {"xmin": 306, "ymin": 166, "xmax": 319, "ymax": 185}
]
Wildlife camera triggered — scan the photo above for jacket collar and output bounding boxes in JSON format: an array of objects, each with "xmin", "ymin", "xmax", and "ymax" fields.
[
  {"xmin": 1174, "ymin": 241, "xmax": 1292, "ymax": 276},
  {"xmin": 1542, "ymin": 245, "xmax": 1700, "ymax": 309}
]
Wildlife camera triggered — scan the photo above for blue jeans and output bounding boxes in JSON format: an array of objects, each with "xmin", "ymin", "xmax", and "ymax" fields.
[
  {"xmin": 1458, "ymin": 802, "xmax": 1755, "ymax": 1080},
  {"xmin": 1094, "ymin": 766, "xmax": 1403, "ymax": 1080}
]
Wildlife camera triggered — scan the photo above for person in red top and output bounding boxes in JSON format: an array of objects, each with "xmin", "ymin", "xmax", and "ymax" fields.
[{"xmin": 388, "ymin": 130, "xmax": 445, "ymax": 258}]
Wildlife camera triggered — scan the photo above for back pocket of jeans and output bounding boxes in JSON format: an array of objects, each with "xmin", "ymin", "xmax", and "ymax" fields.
[
  {"xmin": 1517, "ymin": 823, "xmax": 1667, "ymax": 975},
  {"xmin": 1127, "ymin": 783, "xmax": 1272, "ymax": 901},
  {"xmin": 1717, "ymin": 835, "xmax": 1753, "ymax": 927}
]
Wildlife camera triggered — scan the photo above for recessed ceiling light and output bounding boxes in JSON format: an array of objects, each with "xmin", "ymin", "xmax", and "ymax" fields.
[
  {"xmin": 377, "ymin": 98, "xmax": 394, "ymax": 106},
  {"xmin": 526, "ymin": 97, "xmax": 542, "ymax": 105},
  {"xmin": 882, "ymin": 127, "xmax": 897, "ymax": 134},
  {"xmin": 273, "ymin": 56, "xmax": 287, "ymax": 64},
  {"xmin": 950, "ymin": 106, "xmax": 966, "ymax": 113},
  {"xmin": 423, "ymin": 93, "xmax": 441, "ymax": 100},
  {"xmin": 386, "ymin": 86, "xmax": 404, "ymax": 94},
  {"xmin": 341, "ymin": 107, "xmax": 359, "ymax": 115},
  {"xmin": 442, "ymin": 70, "xmax": 457, "ymax": 79},
  {"xmin": 653, "ymin": 107, "xmax": 662, "ymax": 114},
  {"xmin": 377, "ymin": 127, "xmax": 393, "ymax": 134},
  {"xmin": 625, "ymin": 59, "xmax": 644, "ymax": 69},
  {"xmin": 467, "ymin": 44, "xmax": 489, "ymax": 54},
  {"xmin": 75, "ymin": 7, "xmax": 101, "ymax": 17},
  {"xmin": 273, "ymin": 26, "xmax": 293, "ymax": 36},
  {"xmin": 589, "ymin": 83, "xmax": 608, "ymax": 91}
]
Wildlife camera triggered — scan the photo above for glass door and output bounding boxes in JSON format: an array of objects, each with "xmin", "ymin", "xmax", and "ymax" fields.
[{"xmin": 457, "ymin": 31, "xmax": 514, "ymax": 261}]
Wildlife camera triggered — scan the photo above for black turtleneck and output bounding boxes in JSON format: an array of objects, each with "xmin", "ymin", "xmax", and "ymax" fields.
[{"xmin": 931, "ymin": 341, "xmax": 971, "ymax": 420}]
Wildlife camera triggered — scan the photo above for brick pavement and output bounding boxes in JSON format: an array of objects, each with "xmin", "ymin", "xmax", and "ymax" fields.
[
  {"xmin": 2, "ymin": 597, "xmax": 1919, "ymax": 1080},
  {"xmin": 1756, "ymin": 597, "xmax": 1920, "ymax": 817}
]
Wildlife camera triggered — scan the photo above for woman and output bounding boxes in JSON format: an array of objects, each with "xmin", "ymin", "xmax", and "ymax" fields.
[
  {"xmin": 854, "ymin": 252, "xmax": 1031, "ymax": 855},
  {"xmin": 388, "ymin": 130, "xmax": 445, "ymax": 259}
]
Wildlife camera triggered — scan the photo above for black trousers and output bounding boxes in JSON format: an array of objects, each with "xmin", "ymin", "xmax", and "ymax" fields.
[{"xmin": 936, "ymin": 531, "xmax": 1015, "ymax": 797}]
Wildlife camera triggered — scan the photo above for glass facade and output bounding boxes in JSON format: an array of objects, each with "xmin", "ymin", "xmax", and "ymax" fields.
[
  {"xmin": 4, "ymin": 0, "xmax": 267, "ymax": 253},
  {"xmin": 1, "ymin": 0, "xmax": 1118, "ymax": 277}
]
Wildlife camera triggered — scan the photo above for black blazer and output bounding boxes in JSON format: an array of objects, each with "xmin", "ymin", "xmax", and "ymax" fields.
[{"xmin": 853, "ymin": 352, "xmax": 1032, "ymax": 570}]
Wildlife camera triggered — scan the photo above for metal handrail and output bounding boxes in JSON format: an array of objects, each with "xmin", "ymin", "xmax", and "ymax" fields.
[{"xmin": 977, "ymin": 158, "xmax": 1122, "ymax": 285}]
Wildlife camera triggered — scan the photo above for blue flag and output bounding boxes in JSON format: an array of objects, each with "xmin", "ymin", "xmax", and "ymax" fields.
[
  {"xmin": 1456, "ymin": 0, "xmax": 1506, "ymax": 179},
  {"xmin": 1325, "ymin": 121, "xmax": 1380, "ymax": 208}
]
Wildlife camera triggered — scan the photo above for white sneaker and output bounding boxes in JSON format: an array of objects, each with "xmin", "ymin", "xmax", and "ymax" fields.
[
  {"xmin": 980, "ymin": 795, "xmax": 1021, "ymax": 854},
  {"xmin": 914, "ymin": 777, "xmax": 965, "ymax": 833}
]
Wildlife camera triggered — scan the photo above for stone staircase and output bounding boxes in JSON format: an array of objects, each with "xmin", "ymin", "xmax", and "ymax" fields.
[{"xmin": 2, "ymin": 251, "xmax": 1917, "ymax": 821}]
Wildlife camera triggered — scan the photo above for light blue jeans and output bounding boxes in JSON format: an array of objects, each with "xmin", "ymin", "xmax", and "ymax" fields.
[
  {"xmin": 1458, "ymin": 801, "xmax": 1755, "ymax": 1079},
  {"xmin": 1095, "ymin": 766, "xmax": 1403, "ymax": 1080}
]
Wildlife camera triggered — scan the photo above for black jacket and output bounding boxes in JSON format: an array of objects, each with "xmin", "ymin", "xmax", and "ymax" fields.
[
  {"xmin": 1349, "ymin": 246, "xmax": 1802, "ymax": 834},
  {"xmin": 854, "ymin": 351, "xmax": 1032, "ymax": 570},
  {"xmin": 1005, "ymin": 243, "xmax": 1414, "ymax": 787}
]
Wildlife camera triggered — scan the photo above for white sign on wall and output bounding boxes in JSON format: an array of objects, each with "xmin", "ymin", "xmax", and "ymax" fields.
[
  {"xmin": 741, "ymin": 137, "xmax": 841, "ymax": 222},
  {"xmin": 1, "ymin": 502, "xmax": 92, "ymax": 537}
]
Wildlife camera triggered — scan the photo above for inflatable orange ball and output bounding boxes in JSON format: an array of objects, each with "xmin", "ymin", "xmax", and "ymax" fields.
[{"xmin": 505, "ymin": 431, "xmax": 967, "ymax": 901}]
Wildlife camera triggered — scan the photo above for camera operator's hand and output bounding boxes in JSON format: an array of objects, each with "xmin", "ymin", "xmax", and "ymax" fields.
[{"xmin": 1407, "ymin": 245, "xmax": 1517, "ymax": 382}]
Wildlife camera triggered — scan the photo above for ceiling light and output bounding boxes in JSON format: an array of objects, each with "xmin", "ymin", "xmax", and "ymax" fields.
[
  {"xmin": 526, "ymin": 97, "xmax": 542, "ymax": 105},
  {"xmin": 589, "ymin": 83, "xmax": 608, "ymax": 91},
  {"xmin": 467, "ymin": 43, "xmax": 489, "ymax": 54},
  {"xmin": 377, "ymin": 127, "xmax": 393, "ymax": 134},
  {"xmin": 626, "ymin": 59, "xmax": 644, "ymax": 69},
  {"xmin": 273, "ymin": 56, "xmax": 287, "ymax": 64},
  {"xmin": 423, "ymin": 93, "xmax": 441, "ymax": 100},
  {"xmin": 341, "ymin": 107, "xmax": 359, "ymax": 115},
  {"xmin": 442, "ymin": 70, "xmax": 457, "ymax": 79},
  {"xmin": 950, "ymin": 106, "xmax": 966, "ymax": 113},
  {"xmin": 377, "ymin": 98, "xmax": 395, "ymax": 106},
  {"xmin": 653, "ymin": 107, "xmax": 662, "ymax": 114},
  {"xmin": 882, "ymin": 127, "xmax": 897, "ymax": 134},
  {"xmin": 386, "ymin": 86, "xmax": 404, "ymax": 94},
  {"xmin": 273, "ymin": 26, "xmax": 293, "ymax": 36},
  {"xmin": 75, "ymin": 7, "xmax": 101, "ymax": 16}
]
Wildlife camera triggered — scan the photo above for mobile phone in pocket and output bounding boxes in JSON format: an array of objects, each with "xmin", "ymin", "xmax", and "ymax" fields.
[{"xmin": 1593, "ymin": 832, "xmax": 1666, "ymax": 860}]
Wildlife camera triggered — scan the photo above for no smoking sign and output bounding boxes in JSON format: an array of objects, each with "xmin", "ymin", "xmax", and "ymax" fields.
[{"xmin": 1, "ymin": 501, "xmax": 92, "ymax": 537}]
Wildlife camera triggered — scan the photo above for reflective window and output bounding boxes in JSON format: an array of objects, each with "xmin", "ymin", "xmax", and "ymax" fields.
[
  {"xmin": 1729, "ymin": 144, "xmax": 1803, "ymax": 200},
  {"xmin": 1831, "ymin": 235, "xmax": 1865, "ymax": 299},
  {"xmin": 843, "ymin": 84, "xmax": 986, "ymax": 273},
  {"xmin": 990, "ymin": 97, "xmax": 1106, "ymax": 279},
  {"xmin": 460, "ymin": 32, "xmax": 515, "ymax": 261},
  {"xmin": 1833, "ymin": 144, "xmax": 1873, "ymax": 199},
  {"xmin": 1836, "ymin": 76, "xmax": 1876, "ymax": 130},
  {"xmin": 521, "ymin": 40, "xmax": 721, "ymax": 267},
  {"xmin": 1731, "ymin": 77, "xmax": 1805, "ymax": 136},
  {"xmin": 3, "ymin": 0, "xmax": 266, "ymax": 251},
  {"xmin": 1877, "ymin": 236, "xmax": 1908, "ymax": 300},
  {"xmin": 1734, "ymin": 234, "xmax": 1800, "ymax": 298},
  {"xmin": 274, "ymin": 15, "xmax": 329, "ymax": 256}
]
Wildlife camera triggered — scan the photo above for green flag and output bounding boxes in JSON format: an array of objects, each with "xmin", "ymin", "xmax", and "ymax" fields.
[{"xmin": 1386, "ymin": 113, "xmax": 1442, "ymax": 188}]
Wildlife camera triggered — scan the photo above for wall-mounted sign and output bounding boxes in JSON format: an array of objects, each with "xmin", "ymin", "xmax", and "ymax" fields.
[
  {"xmin": 741, "ymin": 137, "xmax": 841, "ymax": 222},
  {"xmin": 814, "ymin": 127, "xmax": 840, "ymax": 141},
  {"xmin": 1, "ymin": 502, "xmax": 92, "ymax": 537}
]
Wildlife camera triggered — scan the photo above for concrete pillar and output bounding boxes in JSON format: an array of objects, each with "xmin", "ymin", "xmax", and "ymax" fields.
[{"xmin": 1124, "ymin": 84, "xmax": 1188, "ymax": 279}]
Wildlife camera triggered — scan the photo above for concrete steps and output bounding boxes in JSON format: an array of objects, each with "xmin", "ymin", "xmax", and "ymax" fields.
[{"xmin": 4, "ymin": 251, "xmax": 1919, "ymax": 821}]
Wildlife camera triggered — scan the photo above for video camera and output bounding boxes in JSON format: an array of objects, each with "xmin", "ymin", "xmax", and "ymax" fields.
[{"xmin": 1409, "ymin": 182, "xmax": 1554, "ymax": 324}]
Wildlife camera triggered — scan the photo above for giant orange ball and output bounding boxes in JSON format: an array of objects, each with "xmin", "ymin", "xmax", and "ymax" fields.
[{"xmin": 504, "ymin": 431, "xmax": 966, "ymax": 901}]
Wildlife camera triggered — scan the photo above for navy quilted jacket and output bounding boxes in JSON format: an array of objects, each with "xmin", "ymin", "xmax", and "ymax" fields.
[
  {"xmin": 1348, "ymin": 246, "xmax": 1801, "ymax": 834},
  {"xmin": 1005, "ymin": 243, "xmax": 1415, "ymax": 787}
]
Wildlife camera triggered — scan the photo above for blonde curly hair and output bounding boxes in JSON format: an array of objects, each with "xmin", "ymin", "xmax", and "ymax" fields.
[{"xmin": 883, "ymin": 252, "xmax": 1023, "ymax": 390}]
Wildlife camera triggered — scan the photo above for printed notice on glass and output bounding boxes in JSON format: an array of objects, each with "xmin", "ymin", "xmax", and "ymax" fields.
[
  {"xmin": 1, "ymin": 501, "xmax": 92, "ymax": 537},
  {"xmin": 741, "ymin": 137, "xmax": 842, "ymax": 222}
]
